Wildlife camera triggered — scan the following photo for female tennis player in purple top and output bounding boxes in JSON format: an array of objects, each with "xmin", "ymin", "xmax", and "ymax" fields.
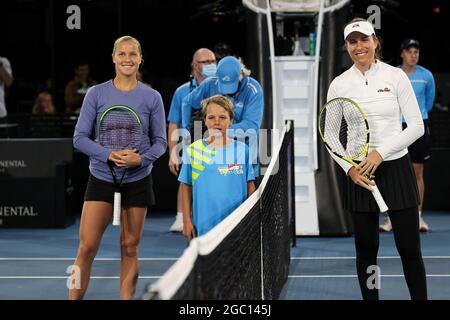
[{"xmin": 69, "ymin": 36, "xmax": 166, "ymax": 300}]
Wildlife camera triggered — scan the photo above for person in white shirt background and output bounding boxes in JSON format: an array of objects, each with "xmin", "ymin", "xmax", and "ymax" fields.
[
  {"xmin": 0, "ymin": 56, "xmax": 14, "ymax": 119},
  {"xmin": 326, "ymin": 18, "xmax": 427, "ymax": 300}
]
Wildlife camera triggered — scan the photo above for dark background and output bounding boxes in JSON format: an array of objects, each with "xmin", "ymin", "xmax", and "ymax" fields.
[
  {"xmin": 3, "ymin": 0, "xmax": 450, "ymax": 114},
  {"xmin": 2, "ymin": 0, "xmax": 450, "ymax": 213},
  {"xmin": 352, "ymin": 0, "xmax": 450, "ymax": 70},
  {"xmin": 2, "ymin": 0, "xmax": 249, "ymax": 115}
]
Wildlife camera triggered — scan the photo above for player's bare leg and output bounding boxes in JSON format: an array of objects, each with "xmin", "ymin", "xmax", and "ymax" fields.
[
  {"xmin": 119, "ymin": 206, "xmax": 147, "ymax": 300},
  {"xmin": 69, "ymin": 201, "xmax": 112, "ymax": 300}
]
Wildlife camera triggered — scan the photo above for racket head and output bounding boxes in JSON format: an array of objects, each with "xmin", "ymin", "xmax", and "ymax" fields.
[
  {"xmin": 318, "ymin": 97, "xmax": 370, "ymax": 161},
  {"xmin": 97, "ymin": 105, "xmax": 142, "ymax": 150}
]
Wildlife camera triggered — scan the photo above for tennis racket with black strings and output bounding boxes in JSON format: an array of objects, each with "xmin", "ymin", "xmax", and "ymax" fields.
[
  {"xmin": 318, "ymin": 97, "xmax": 388, "ymax": 212},
  {"xmin": 97, "ymin": 106, "xmax": 142, "ymax": 225}
]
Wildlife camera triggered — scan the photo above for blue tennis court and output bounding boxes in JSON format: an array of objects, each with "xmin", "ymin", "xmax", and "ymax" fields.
[{"xmin": 0, "ymin": 210, "xmax": 448, "ymax": 300}]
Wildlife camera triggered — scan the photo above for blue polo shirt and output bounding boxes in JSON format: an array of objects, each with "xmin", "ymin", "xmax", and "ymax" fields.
[
  {"xmin": 178, "ymin": 139, "xmax": 255, "ymax": 236},
  {"xmin": 399, "ymin": 65, "xmax": 435, "ymax": 121},
  {"xmin": 167, "ymin": 77, "xmax": 198, "ymax": 126}
]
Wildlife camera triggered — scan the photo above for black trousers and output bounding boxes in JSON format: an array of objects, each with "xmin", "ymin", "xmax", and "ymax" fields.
[{"xmin": 351, "ymin": 207, "xmax": 427, "ymax": 300}]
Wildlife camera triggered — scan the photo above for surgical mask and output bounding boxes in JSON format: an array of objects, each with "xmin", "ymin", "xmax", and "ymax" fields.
[{"xmin": 201, "ymin": 63, "xmax": 217, "ymax": 78}]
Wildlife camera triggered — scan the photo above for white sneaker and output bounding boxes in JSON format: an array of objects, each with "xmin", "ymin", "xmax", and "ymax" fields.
[
  {"xmin": 419, "ymin": 217, "xmax": 430, "ymax": 232},
  {"xmin": 169, "ymin": 213, "xmax": 183, "ymax": 232},
  {"xmin": 379, "ymin": 216, "xmax": 392, "ymax": 232}
]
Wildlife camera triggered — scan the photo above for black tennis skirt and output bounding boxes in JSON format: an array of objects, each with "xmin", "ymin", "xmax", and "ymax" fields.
[
  {"xmin": 84, "ymin": 174, "xmax": 155, "ymax": 208},
  {"xmin": 344, "ymin": 154, "xmax": 419, "ymax": 213}
]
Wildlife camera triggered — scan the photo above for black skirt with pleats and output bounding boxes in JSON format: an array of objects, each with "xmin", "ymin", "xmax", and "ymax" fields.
[{"xmin": 344, "ymin": 153, "xmax": 419, "ymax": 213}]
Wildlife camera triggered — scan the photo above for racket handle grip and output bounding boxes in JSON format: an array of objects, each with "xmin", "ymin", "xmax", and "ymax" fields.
[
  {"xmin": 112, "ymin": 192, "xmax": 121, "ymax": 226},
  {"xmin": 371, "ymin": 183, "xmax": 388, "ymax": 213}
]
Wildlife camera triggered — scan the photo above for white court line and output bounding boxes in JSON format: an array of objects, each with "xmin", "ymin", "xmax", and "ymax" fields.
[
  {"xmin": 288, "ymin": 274, "xmax": 450, "ymax": 278},
  {"xmin": 1, "ymin": 256, "xmax": 449, "ymax": 261},
  {"xmin": 291, "ymin": 256, "xmax": 450, "ymax": 260},
  {"xmin": 2, "ymin": 274, "xmax": 449, "ymax": 280},
  {"xmin": 0, "ymin": 258, "xmax": 177, "ymax": 261},
  {"xmin": 0, "ymin": 276, "xmax": 161, "ymax": 279}
]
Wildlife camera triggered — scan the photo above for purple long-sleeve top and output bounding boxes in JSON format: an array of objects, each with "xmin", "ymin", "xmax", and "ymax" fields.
[{"xmin": 73, "ymin": 80, "xmax": 167, "ymax": 183}]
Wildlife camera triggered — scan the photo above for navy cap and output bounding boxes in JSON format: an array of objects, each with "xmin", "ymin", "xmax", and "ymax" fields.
[
  {"xmin": 401, "ymin": 39, "xmax": 420, "ymax": 51},
  {"xmin": 217, "ymin": 56, "xmax": 241, "ymax": 95}
]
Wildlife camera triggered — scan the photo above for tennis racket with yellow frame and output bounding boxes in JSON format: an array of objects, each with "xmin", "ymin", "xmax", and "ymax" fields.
[{"xmin": 318, "ymin": 97, "xmax": 388, "ymax": 212}]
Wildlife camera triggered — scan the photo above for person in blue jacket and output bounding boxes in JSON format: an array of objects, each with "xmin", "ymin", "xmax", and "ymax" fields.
[
  {"xmin": 380, "ymin": 39, "xmax": 435, "ymax": 233},
  {"xmin": 181, "ymin": 56, "xmax": 264, "ymax": 176},
  {"xmin": 167, "ymin": 48, "xmax": 216, "ymax": 233}
]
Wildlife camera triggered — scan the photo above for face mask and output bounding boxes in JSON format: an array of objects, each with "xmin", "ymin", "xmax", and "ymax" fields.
[{"xmin": 201, "ymin": 63, "xmax": 217, "ymax": 78}]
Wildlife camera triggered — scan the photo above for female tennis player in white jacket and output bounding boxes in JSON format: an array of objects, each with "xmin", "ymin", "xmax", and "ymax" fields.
[{"xmin": 326, "ymin": 18, "xmax": 427, "ymax": 300}]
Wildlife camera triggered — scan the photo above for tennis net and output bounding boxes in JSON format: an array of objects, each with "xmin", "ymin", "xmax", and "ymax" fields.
[{"xmin": 143, "ymin": 121, "xmax": 295, "ymax": 300}]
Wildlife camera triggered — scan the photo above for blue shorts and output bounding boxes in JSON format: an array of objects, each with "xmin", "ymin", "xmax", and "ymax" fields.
[{"xmin": 403, "ymin": 120, "xmax": 431, "ymax": 164}]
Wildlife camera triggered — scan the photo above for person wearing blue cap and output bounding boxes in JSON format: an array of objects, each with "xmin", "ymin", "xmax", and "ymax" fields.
[
  {"xmin": 181, "ymin": 56, "xmax": 264, "ymax": 176},
  {"xmin": 167, "ymin": 48, "xmax": 217, "ymax": 233},
  {"xmin": 379, "ymin": 39, "xmax": 435, "ymax": 233}
]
